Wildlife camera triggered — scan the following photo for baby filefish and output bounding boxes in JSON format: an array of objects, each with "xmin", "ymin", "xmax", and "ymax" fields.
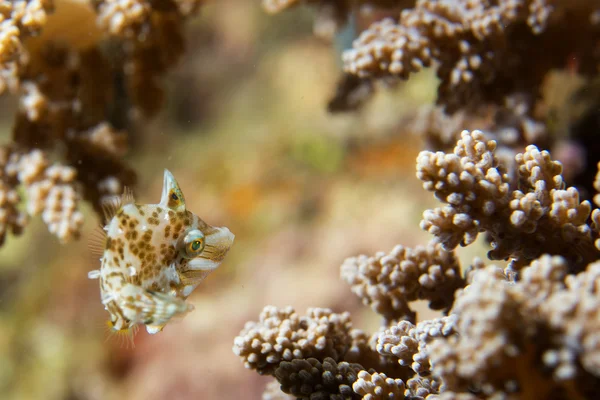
[{"xmin": 88, "ymin": 169, "xmax": 234, "ymax": 335}]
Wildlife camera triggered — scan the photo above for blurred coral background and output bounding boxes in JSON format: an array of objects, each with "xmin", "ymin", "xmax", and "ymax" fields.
[{"xmin": 0, "ymin": 1, "xmax": 462, "ymax": 399}]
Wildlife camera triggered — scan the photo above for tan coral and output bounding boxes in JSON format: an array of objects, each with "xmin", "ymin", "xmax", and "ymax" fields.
[
  {"xmin": 233, "ymin": 306, "xmax": 354, "ymax": 375},
  {"xmin": 594, "ymin": 162, "xmax": 600, "ymax": 207},
  {"xmin": 377, "ymin": 316, "xmax": 457, "ymax": 375},
  {"xmin": 541, "ymin": 261, "xmax": 600, "ymax": 379},
  {"xmin": 342, "ymin": 0, "xmax": 600, "ymax": 112},
  {"xmin": 343, "ymin": 17, "xmax": 433, "ymax": 79},
  {"xmin": 418, "ymin": 129, "xmax": 600, "ymax": 271},
  {"xmin": 341, "ymin": 241, "xmax": 464, "ymax": 322},
  {"xmin": 274, "ymin": 357, "xmax": 362, "ymax": 399},
  {"xmin": 405, "ymin": 375, "xmax": 442, "ymax": 398},
  {"xmin": 95, "ymin": 0, "xmax": 151, "ymax": 38},
  {"xmin": 352, "ymin": 370, "xmax": 405, "ymax": 400},
  {"xmin": 418, "ymin": 129, "xmax": 511, "ymax": 249},
  {"xmin": 429, "ymin": 256, "xmax": 598, "ymax": 398},
  {"xmin": 16, "ymin": 149, "xmax": 83, "ymax": 242}
]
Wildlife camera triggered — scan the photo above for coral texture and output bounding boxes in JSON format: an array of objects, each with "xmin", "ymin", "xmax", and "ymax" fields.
[
  {"xmin": 342, "ymin": 0, "xmax": 600, "ymax": 113},
  {"xmin": 232, "ymin": 306, "xmax": 354, "ymax": 375},
  {"xmin": 235, "ymin": 130, "xmax": 600, "ymax": 399},
  {"xmin": 418, "ymin": 129, "xmax": 599, "ymax": 271},
  {"xmin": 0, "ymin": 0, "xmax": 204, "ymax": 242},
  {"xmin": 341, "ymin": 242, "xmax": 464, "ymax": 322},
  {"xmin": 274, "ymin": 357, "xmax": 363, "ymax": 399}
]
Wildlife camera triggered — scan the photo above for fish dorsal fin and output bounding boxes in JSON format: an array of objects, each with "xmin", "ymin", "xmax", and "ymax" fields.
[
  {"xmin": 159, "ymin": 169, "xmax": 186, "ymax": 212},
  {"xmin": 88, "ymin": 224, "xmax": 107, "ymax": 271},
  {"xmin": 100, "ymin": 187, "xmax": 135, "ymax": 224}
]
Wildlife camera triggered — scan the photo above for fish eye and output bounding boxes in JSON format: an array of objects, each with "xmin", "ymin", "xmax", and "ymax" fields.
[
  {"xmin": 180, "ymin": 229, "xmax": 205, "ymax": 258},
  {"xmin": 171, "ymin": 192, "xmax": 179, "ymax": 201}
]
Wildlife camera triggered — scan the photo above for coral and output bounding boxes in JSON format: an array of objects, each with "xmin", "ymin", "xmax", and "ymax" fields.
[
  {"xmin": 342, "ymin": 0, "xmax": 600, "ymax": 113},
  {"xmin": 232, "ymin": 2, "xmax": 600, "ymax": 399},
  {"xmin": 405, "ymin": 375, "xmax": 442, "ymax": 398},
  {"xmin": 0, "ymin": 0, "xmax": 54, "ymax": 94},
  {"xmin": 0, "ymin": 146, "xmax": 83, "ymax": 243},
  {"xmin": 594, "ymin": 162, "xmax": 600, "ymax": 207},
  {"xmin": 274, "ymin": 357, "xmax": 363, "ymax": 399},
  {"xmin": 341, "ymin": 241, "xmax": 464, "ymax": 323},
  {"xmin": 428, "ymin": 255, "xmax": 600, "ymax": 398},
  {"xmin": 232, "ymin": 306, "xmax": 354, "ymax": 375},
  {"xmin": 418, "ymin": 129, "xmax": 599, "ymax": 271},
  {"xmin": 352, "ymin": 370, "xmax": 405, "ymax": 399},
  {"xmin": 236, "ymin": 130, "xmax": 600, "ymax": 399},
  {"xmin": 377, "ymin": 316, "xmax": 457, "ymax": 375},
  {"xmin": 0, "ymin": 0, "xmax": 206, "ymax": 243}
]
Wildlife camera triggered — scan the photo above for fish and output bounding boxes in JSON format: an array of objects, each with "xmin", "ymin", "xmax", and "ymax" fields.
[{"xmin": 88, "ymin": 169, "xmax": 234, "ymax": 335}]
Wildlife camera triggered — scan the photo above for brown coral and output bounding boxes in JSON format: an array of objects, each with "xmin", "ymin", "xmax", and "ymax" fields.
[
  {"xmin": 274, "ymin": 357, "xmax": 363, "ymax": 399},
  {"xmin": 418, "ymin": 129, "xmax": 600, "ymax": 271},
  {"xmin": 352, "ymin": 370, "xmax": 405, "ymax": 400},
  {"xmin": 0, "ymin": 146, "xmax": 83, "ymax": 243},
  {"xmin": 0, "ymin": 0, "xmax": 207, "ymax": 244},
  {"xmin": 232, "ymin": 306, "xmax": 354, "ymax": 375},
  {"xmin": 428, "ymin": 255, "xmax": 600, "ymax": 398},
  {"xmin": 341, "ymin": 241, "xmax": 465, "ymax": 322},
  {"xmin": 377, "ymin": 316, "xmax": 457, "ymax": 375},
  {"xmin": 343, "ymin": 0, "xmax": 600, "ymax": 113}
]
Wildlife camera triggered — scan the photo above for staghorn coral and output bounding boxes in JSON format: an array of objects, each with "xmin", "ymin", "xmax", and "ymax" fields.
[
  {"xmin": 233, "ymin": 306, "xmax": 354, "ymax": 375},
  {"xmin": 405, "ymin": 375, "xmax": 442, "ymax": 399},
  {"xmin": 0, "ymin": 0, "xmax": 206, "ymax": 243},
  {"xmin": 237, "ymin": 126, "xmax": 600, "ymax": 398},
  {"xmin": 342, "ymin": 0, "xmax": 600, "ymax": 113},
  {"xmin": 352, "ymin": 370, "xmax": 405, "ymax": 399},
  {"xmin": 0, "ymin": 145, "xmax": 83, "ymax": 243},
  {"xmin": 428, "ymin": 255, "xmax": 600, "ymax": 398},
  {"xmin": 594, "ymin": 162, "xmax": 600, "ymax": 208},
  {"xmin": 377, "ymin": 316, "xmax": 457, "ymax": 375},
  {"xmin": 341, "ymin": 241, "xmax": 465, "ymax": 322},
  {"xmin": 418, "ymin": 129, "xmax": 600, "ymax": 271},
  {"xmin": 0, "ymin": 0, "xmax": 54, "ymax": 94},
  {"xmin": 274, "ymin": 357, "xmax": 363, "ymax": 399}
]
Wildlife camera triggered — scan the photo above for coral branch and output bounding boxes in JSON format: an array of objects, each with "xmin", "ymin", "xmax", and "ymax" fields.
[
  {"xmin": 341, "ymin": 241, "xmax": 465, "ymax": 322},
  {"xmin": 232, "ymin": 306, "xmax": 354, "ymax": 376},
  {"xmin": 418, "ymin": 129, "xmax": 600, "ymax": 271}
]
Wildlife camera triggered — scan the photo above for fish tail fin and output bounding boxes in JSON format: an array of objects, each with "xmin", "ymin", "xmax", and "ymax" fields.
[
  {"xmin": 104, "ymin": 319, "xmax": 139, "ymax": 349},
  {"xmin": 117, "ymin": 284, "xmax": 193, "ymax": 334}
]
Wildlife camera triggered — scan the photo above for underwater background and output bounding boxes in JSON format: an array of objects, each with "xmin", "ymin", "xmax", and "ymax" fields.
[{"xmin": 2, "ymin": 1, "xmax": 600, "ymax": 399}]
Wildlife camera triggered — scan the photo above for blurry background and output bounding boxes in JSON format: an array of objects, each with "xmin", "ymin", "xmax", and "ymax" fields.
[{"xmin": 0, "ymin": 1, "xmax": 483, "ymax": 399}]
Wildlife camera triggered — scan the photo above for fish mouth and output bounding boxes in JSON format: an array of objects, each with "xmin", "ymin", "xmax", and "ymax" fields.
[{"xmin": 187, "ymin": 226, "xmax": 235, "ymax": 271}]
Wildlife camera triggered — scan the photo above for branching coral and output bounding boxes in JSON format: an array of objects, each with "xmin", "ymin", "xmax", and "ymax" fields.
[
  {"xmin": 275, "ymin": 357, "xmax": 364, "ymax": 399},
  {"xmin": 241, "ymin": 1, "xmax": 600, "ymax": 399},
  {"xmin": 377, "ymin": 316, "xmax": 456, "ymax": 375},
  {"xmin": 0, "ymin": 0, "xmax": 204, "ymax": 242},
  {"xmin": 233, "ymin": 306, "xmax": 354, "ymax": 375},
  {"xmin": 0, "ymin": 145, "xmax": 83, "ymax": 244},
  {"xmin": 428, "ymin": 255, "xmax": 600, "ymax": 399},
  {"xmin": 342, "ymin": 0, "xmax": 600, "ymax": 113},
  {"xmin": 341, "ymin": 242, "xmax": 464, "ymax": 322},
  {"xmin": 235, "ymin": 128, "xmax": 600, "ymax": 399},
  {"xmin": 418, "ymin": 129, "xmax": 599, "ymax": 271}
]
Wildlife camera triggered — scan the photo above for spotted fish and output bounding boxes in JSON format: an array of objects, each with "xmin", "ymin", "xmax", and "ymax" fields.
[{"xmin": 88, "ymin": 170, "xmax": 234, "ymax": 335}]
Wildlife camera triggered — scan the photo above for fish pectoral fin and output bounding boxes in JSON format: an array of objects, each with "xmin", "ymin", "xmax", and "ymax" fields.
[
  {"xmin": 117, "ymin": 284, "xmax": 192, "ymax": 329},
  {"xmin": 146, "ymin": 324, "xmax": 165, "ymax": 334},
  {"xmin": 179, "ymin": 269, "xmax": 213, "ymax": 286}
]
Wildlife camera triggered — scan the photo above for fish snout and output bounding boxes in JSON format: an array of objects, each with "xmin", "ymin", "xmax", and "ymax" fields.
[{"xmin": 188, "ymin": 226, "xmax": 234, "ymax": 271}]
